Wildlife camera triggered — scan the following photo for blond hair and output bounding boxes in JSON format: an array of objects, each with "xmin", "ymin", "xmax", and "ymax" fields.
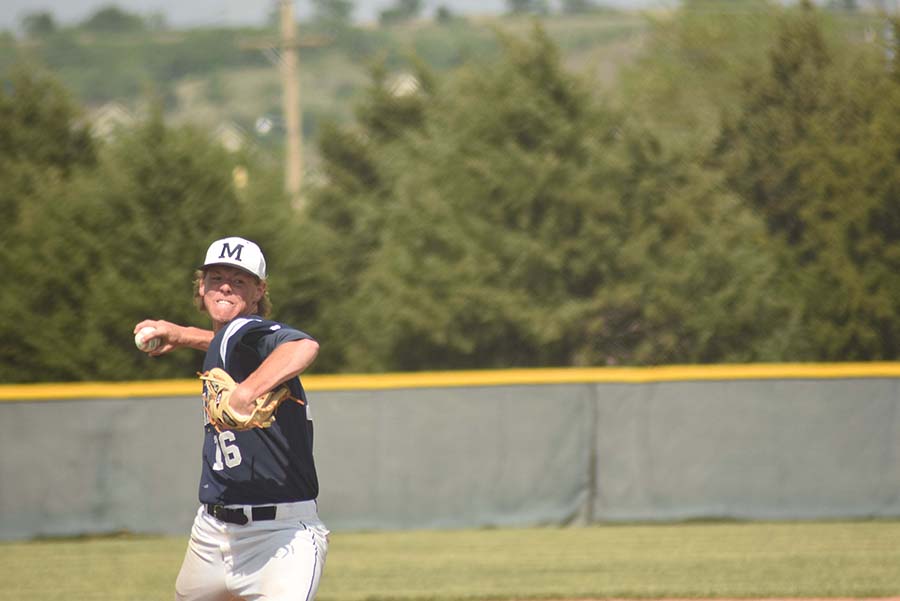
[{"xmin": 193, "ymin": 269, "xmax": 272, "ymax": 318}]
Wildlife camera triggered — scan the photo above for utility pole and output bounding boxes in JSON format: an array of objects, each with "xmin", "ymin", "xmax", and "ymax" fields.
[
  {"xmin": 240, "ymin": 3, "xmax": 330, "ymax": 208},
  {"xmin": 279, "ymin": 0, "xmax": 303, "ymax": 208}
]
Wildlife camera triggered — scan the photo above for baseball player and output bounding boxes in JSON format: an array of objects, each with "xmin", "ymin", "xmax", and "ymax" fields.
[{"xmin": 134, "ymin": 236, "xmax": 328, "ymax": 601}]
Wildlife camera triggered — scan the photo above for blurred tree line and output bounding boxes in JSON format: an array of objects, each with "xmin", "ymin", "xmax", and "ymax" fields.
[{"xmin": 1, "ymin": 0, "xmax": 898, "ymax": 382}]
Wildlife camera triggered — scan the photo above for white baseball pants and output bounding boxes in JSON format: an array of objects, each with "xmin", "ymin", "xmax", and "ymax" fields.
[{"xmin": 175, "ymin": 501, "xmax": 329, "ymax": 601}]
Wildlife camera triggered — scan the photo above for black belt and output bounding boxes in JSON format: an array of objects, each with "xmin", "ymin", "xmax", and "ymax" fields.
[{"xmin": 205, "ymin": 504, "xmax": 277, "ymax": 525}]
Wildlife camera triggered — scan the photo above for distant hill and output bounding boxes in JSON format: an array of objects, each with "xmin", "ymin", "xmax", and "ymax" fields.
[
  {"xmin": 0, "ymin": 0, "xmax": 668, "ymax": 31},
  {"xmin": 0, "ymin": 11, "xmax": 651, "ymax": 165}
]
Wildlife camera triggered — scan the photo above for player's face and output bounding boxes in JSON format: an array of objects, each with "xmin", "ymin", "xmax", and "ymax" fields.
[{"xmin": 200, "ymin": 265, "xmax": 266, "ymax": 328}]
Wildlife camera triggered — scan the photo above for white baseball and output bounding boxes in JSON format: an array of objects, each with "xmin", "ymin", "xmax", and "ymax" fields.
[{"xmin": 135, "ymin": 326, "xmax": 160, "ymax": 352}]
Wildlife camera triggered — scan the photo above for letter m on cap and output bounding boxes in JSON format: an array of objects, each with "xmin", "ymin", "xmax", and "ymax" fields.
[{"xmin": 219, "ymin": 243, "xmax": 244, "ymax": 262}]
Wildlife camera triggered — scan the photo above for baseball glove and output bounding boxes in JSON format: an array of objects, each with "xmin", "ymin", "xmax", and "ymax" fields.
[{"xmin": 199, "ymin": 367, "xmax": 300, "ymax": 431}]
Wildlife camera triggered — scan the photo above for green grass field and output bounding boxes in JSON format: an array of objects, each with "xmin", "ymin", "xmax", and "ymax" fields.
[{"xmin": 2, "ymin": 521, "xmax": 898, "ymax": 601}]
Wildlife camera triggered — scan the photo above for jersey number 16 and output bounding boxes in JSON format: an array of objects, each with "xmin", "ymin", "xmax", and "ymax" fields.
[{"xmin": 212, "ymin": 430, "xmax": 242, "ymax": 470}]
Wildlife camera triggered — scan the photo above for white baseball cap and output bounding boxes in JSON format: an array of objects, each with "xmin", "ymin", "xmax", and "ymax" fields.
[{"xmin": 202, "ymin": 236, "xmax": 267, "ymax": 280}]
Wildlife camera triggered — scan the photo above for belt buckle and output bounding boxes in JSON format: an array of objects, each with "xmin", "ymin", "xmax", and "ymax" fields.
[
  {"xmin": 230, "ymin": 507, "xmax": 249, "ymax": 525},
  {"xmin": 210, "ymin": 504, "xmax": 248, "ymax": 525}
]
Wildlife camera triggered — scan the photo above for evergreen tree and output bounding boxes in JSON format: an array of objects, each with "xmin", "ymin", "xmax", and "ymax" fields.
[
  {"xmin": 0, "ymin": 104, "xmax": 274, "ymax": 381},
  {"xmin": 296, "ymin": 58, "xmax": 435, "ymax": 371},
  {"xmin": 311, "ymin": 0, "xmax": 355, "ymax": 32},
  {"xmin": 21, "ymin": 12, "xmax": 57, "ymax": 37},
  {"xmin": 310, "ymin": 26, "xmax": 788, "ymax": 370},
  {"xmin": 560, "ymin": 0, "xmax": 598, "ymax": 15},
  {"xmin": 615, "ymin": 0, "xmax": 777, "ymax": 152},
  {"xmin": 79, "ymin": 5, "xmax": 146, "ymax": 33},
  {"xmin": 379, "ymin": 0, "xmax": 424, "ymax": 25},
  {"xmin": 0, "ymin": 67, "xmax": 96, "ymax": 381},
  {"xmin": 716, "ymin": 0, "xmax": 832, "ymax": 245},
  {"xmin": 506, "ymin": 0, "xmax": 550, "ymax": 15},
  {"xmin": 715, "ymin": 3, "xmax": 900, "ymax": 359},
  {"xmin": 0, "ymin": 66, "xmax": 95, "ymax": 183}
]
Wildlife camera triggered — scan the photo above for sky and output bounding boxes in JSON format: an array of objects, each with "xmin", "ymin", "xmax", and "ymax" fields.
[{"xmin": 0, "ymin": 0, "xmax": 653, "ymax": 31}]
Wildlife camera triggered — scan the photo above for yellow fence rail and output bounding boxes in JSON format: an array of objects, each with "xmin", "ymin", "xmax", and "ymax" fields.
[{"xmin": 2, "ymin": 362, "xmax": 900, "ymax": 401}]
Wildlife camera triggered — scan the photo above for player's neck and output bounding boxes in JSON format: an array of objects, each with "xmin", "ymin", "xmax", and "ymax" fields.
[{"xmin": 211, "ymin": 308, "xmax": 258, "ymax": 332}]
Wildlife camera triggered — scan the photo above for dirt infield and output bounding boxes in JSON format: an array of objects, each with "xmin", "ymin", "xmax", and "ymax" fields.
[{"xmin": 531, "ymin": 599, "xmax": 900, "ymax": 601}]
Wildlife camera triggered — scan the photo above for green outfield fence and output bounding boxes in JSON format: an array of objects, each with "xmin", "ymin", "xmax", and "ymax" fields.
[{"xmin": 1, "ymin": 363, "xmax": 899, "ymax": 540}]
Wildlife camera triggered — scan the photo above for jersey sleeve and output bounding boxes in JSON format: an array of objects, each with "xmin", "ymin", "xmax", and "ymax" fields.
[{"xmin": 247, "ymin": 321, "xmax": 316, "ymax": 360}]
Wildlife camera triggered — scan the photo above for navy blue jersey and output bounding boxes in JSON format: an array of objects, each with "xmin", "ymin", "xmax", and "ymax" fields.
[{"xmin": 198, "ymin": 316, "xmax": 319, "ymax": 505}]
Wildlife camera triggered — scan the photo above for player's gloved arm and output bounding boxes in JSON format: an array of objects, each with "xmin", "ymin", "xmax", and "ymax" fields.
[
  {"xmin": 228, "ymin": 339, "xmax": 319, "ymax": 416},
  {"xmin": 132, "ymin": 319, "xmax": 214, "ymax": 356}
]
